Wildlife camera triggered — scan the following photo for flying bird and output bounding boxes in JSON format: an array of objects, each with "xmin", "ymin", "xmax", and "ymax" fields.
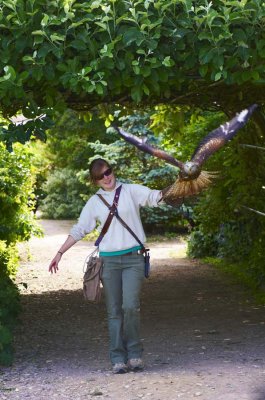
[{"xmin": 113, "ymin": 104, "xmax": 258, "ymax": 205}]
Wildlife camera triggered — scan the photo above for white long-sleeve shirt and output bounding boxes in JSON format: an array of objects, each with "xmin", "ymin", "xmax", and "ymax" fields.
[{"xmin": 70, "ymin": 181, "xmax": 161, "ymax": 252}]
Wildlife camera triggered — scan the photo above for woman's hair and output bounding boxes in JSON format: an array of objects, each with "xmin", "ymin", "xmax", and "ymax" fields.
[{"xmin": 89, "ymin": 158, "xmax": 112, "ymax": 184}]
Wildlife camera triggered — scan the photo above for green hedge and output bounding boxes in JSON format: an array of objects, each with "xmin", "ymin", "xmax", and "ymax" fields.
[
  {"xmin": 39, "ymin": 167, "xmax": 88, "ymax": 219},
  {"xmin": 0, "ymin": 143, "xmax": 41, "ymax": 365},
  {"xmin": 0, "ymin": 242, "xmax": 20, "ymax": 366}
]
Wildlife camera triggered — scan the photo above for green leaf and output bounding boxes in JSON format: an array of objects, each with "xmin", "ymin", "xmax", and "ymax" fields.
[
  {"xmin": 91, "ymin": 1, "xmax": 101, "ymax": 9},
  {"xmin": 142, "ymin": 66, "xmax": 151, "ymax": 77},
  {"xmin": 1, "ymin": 49, "xmax": 11, "ymax": 64},
  {"xmin": 45, "ymin": 93, "xmax": 54, "ymax": 107},
  {"xmin": 41, "ymin": 14, "xmax": 49, "ymax": 27},
  {"xmin": 85, "ymin": 84, "xmax": 95, "ymax": 93},
  {"xmin": 56, "ymin": 63, "xmax": 68, "ymax": 72},
  {"xmin": 95, "ymin": 21, "xmax": 107, "ymax": 30},
  {"xmin": 3, "ymin": 66, "xmax": 16, "ymax": 81},
  {"xmin": 69, "ymin": 18, "xmax": 92, "ymax": 28},
  {"xmin": 32, "ymin": 30, "xmax": 45, "ymax": 36},
  {"xmin": 143, "ymin": 84, "xmax": 150, "ymax": 95},
  {"xmin": 32, "ymin": 67, "xmax": 43, "ymax": 81},
  {"xmin": 116, "ymin": 59, "xmax": 126, "ymax": 71},
  {"xmin": 251, "ymin": 71, "xmax": 260, "ymax": 81},
  {"xmin": 158, "ymin": 70, "xmax": 168, "ymax": 82},
  {"xmin": 50, "ymin": 33, "xmax": 65, "ymax": 42},
  {"xmin": 214, "ymin": 71, "xmax": 222, "ymax": 81},
  {"xmin": 123, "ymin": 28, "xmax": 144, "ymax": 46},
  {"xmin": 199, "ymin": 48, "xmax": 217, "ymax": 64},
  {"xmin": 133, "ymin": 65, "xmax": 140, "ymax": 75},
  {"xmin": 95, "ymin": 83, "xmax": 104, "ymax": 95},
  {"xmin": 238, "ymin": 41, "xmax": 248, "ymax": 49},
  {"xmin": 198, "ymin": 31, "xmax": 213, "ymax": 42},
  {"xmin": 257, "ymin": 39, "xmax": 265, "ymax": 51},
  {"xmin": 37, "ymin": 44, "xmax": 52, "ymax": 58},
  {"xmin": 69, "ymin": 39, "xmax": 87, "ymax": 50},
  {"xmin": 184, "ymin": 54, "xmax": 196, "ymax": 69},
  {"xmin": 175, "ymin": 41, "xmax": 186, "ymax": 51},
  {"xmin": 131, "ymin": 86, "xmax": 142, "ymax": 102},
  {"xmin": 242, "ymin": 70, "xmax": 251, "ymax": 81},
  {"xmin": 22, "ymin": 55, "xmax": 35, "ymax": 63},
  {"xmin": 136, "ymin": 49, "xmax": 146, "ymax": 55},
  {"xmin": 162, "ymin": 56, "xmax": 175, "ymax": 67},
  {"xmin": 199, "ymin": 64, "xmax": 208, "ymax": 78},
  {"xmin": 233, "ymin": 28, "xmax": 247, "ymax": 42},
  {"xmin": 19, "ymin": 71, "xmax": 29, "ymax": 81},
  {"xmin": 82, "ymin": 67, "xmax": 92, "ymax": 75}
]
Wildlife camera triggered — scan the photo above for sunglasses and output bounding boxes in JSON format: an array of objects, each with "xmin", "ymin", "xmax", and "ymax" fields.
[{"xmin": 96, "ymin": 167, "xmax": 113, "ymax": 181}]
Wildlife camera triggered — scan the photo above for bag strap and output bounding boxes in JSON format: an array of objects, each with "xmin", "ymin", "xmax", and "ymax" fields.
[
  {"xmin": 94, "ymin": 185, "xmax": 122, "ymax": 247},
  {"xmin": 97, "ymin": 192, "xmax": 145, "ymax": 249}
]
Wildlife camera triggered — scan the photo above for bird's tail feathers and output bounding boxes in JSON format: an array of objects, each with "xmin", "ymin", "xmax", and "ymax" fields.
[{"xmin": 162, "ymin": 171, "xmax": 219, "ymax": 205}]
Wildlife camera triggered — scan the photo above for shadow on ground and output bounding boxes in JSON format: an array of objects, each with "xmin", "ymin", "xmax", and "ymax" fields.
[{"xmin": 13, "ymin": 261, "xmax": 265, "ymax": 373}]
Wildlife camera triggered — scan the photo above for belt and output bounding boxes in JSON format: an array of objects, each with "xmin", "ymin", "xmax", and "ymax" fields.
[{"xmin": 122, "ymin": 249, "xmax": 144, "ymax": 256}]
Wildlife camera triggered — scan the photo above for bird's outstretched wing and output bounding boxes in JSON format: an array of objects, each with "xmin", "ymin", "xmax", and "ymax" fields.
[
  {"xmin": 191, "ymin": 104, "xmax": 258, "ymax": 167},
  {"xmin": 112, "ymin": 126, "xmax": 183, "ymax": 169},
  {"xmin": 113, "ymin": 104, "xmax": 258, "ymax": 203}
]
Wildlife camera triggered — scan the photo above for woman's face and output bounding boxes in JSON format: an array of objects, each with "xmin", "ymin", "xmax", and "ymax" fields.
[{"xmin": 96, "ymin": 166, "xmax": 116, "ymax": 191}]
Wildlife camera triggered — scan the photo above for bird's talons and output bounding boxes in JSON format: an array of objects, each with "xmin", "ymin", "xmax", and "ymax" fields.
[{"xmin": 179, "ymin": 172, "xmax": 201, "ymax": 181}]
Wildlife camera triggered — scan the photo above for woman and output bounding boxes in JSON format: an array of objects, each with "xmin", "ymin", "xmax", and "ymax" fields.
[{"xmin": 49, "ymin": 158, "xmax": 163, "ymax": 374}]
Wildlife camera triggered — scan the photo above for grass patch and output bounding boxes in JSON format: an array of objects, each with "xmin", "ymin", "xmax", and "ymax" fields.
[
  {"xmin": 204, "ymin": 257, "xmax": 265, "ymax": 304},
  {"xmin": 168, "ymin": 247, "xmax": 187, "ymax": 258},
  {"xmin": 82, "ymin": 230, "xmax": 99, "ymax": 242},
  {"xmin": 146, "ymin": 232, "xmax": 188, "ymax": 243}
]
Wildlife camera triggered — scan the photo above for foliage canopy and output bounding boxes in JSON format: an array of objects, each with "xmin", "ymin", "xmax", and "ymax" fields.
[{"xmin": 0, "ymin": 0, "xmax": 265, "ymax": 122}]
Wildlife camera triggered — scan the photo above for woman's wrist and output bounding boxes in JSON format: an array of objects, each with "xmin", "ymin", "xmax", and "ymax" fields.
[{"xmin": 58, "ymin": 251, "xmax": 63, "ymax": 256}]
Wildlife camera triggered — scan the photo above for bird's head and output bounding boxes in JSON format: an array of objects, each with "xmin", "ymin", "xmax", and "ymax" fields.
[{"xmin": 180, "ymin": 162, "xmax": 201, "ymax": 180}]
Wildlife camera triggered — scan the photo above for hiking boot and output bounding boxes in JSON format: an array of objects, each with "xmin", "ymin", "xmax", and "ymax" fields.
[
  {"xmin": 127, "ymin": 358, "xmax": 144, "ymax": 372},
  {"xmin": 112, "ymin": 362, "xmax": 128, "ymax": 374}
]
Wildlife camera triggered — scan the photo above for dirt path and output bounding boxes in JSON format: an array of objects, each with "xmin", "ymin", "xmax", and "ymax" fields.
[{"xmin": 1, "ymin": 220, "xmax": 265, "ymax": 400}]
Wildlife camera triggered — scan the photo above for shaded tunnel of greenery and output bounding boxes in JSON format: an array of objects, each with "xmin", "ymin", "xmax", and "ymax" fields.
[{"xmin": 1, "ymin": 0, "xmax": 265, "ymax": 364}]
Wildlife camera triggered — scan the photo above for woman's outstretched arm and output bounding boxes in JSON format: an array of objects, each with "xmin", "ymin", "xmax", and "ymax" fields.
[{"xmin": 48, "ymin": 235, "xmax": 77, "ymax": 274}]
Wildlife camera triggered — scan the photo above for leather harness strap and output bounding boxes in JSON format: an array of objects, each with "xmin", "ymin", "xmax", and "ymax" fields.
[
  {"xmin": 94, "ymin": 185, "xmax": 122, "ymax": 247},
  {"xmin": 97, "ymin": 188, "xmax": 145, "ymax": 250}
]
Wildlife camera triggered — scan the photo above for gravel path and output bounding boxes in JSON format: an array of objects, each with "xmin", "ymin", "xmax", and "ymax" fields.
[{"xmin": 1, "ymin": 220, "xmax": 265, "ymax": 400}]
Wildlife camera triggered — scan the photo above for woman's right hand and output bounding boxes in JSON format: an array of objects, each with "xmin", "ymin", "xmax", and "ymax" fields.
[
  {"xmin": 48, "ymin": 235, "xmax": 76, "ymax": 274},
  {"xmin": 48, "ymin": 253, "xmax": 62, "ymax": 274}
]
